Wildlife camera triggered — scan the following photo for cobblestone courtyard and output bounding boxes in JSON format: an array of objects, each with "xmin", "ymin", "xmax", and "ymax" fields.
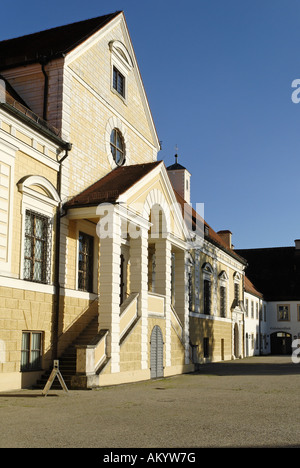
[{"xmin": 1, "ymin": 356, "xmax": 300, "ymax": 448}]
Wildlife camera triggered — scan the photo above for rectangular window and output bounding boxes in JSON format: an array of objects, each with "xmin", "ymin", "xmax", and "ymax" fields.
[
  {"xmin": 251, "ymin": 301, "xmax": 254, "ymax": 318},
  {"xmin": 204, "ymin": 279, "xmax": 211, "ymax": 315},
  {"xmin": 220, "ymin": 285, "xmax": 226, "ymax": 317},
  {"xmin": 21, "ymin": 331, "xmax": 42, "ymax": 371},
  {"xmin": 245, "ymin": 299, "xmax": 249, "ymax": 317},
  {"xmin": 113, "ymin": 66, "xmax": 125, "ymax": 97},
  {"xmin": 78, "ymin": 232, "xmax": 94, "ymax": 292},
  {"xmin": 23, "ymin": 210, "xmax": 51, "ymax": 284},
  {"xmin": 277, "ymin": 305, "xmax": 290, "ymax": 321}
]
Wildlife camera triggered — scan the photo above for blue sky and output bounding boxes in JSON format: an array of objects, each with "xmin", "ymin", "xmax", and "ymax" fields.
[{"xmin": 1, "ymin": 0, "xmax": 300, "ymax": 249}]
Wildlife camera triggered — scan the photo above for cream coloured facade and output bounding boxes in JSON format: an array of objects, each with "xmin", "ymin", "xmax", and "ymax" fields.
[
  {"xmin": 0, "ymin": 11, "xmax": 249, "ymax": 392},
  {"xmin": 0, "ymin": 78, "xmax": 70, "ymax": 390}
]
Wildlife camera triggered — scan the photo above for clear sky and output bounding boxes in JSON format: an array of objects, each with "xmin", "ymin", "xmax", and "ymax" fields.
[{"xmin": 1, "ymin": 0, "xmax": 300, "ymax": 249}]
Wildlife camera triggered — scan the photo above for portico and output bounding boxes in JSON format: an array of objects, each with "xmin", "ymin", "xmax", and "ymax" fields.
[{"xmin": 63, "ymin": 161, "xmax": 193, "ymax": 386}]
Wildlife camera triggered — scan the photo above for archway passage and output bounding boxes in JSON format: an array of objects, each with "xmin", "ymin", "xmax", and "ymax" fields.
[
  {"xmin": 150, "ymin": 326, "xmax": 164, "ymax": 378},
  {"xmin": 270, "ymin": 332, "xmax": 292, "ymax": 355}
]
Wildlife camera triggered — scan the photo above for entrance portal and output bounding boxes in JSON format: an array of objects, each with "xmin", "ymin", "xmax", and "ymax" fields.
[
  {"xmin": 150, "ymin": 326, "xmax": 164, "ymax": 378},
  {"xmin": 270, "ymin": 332, "xmax": 292, "ymax": 355}
]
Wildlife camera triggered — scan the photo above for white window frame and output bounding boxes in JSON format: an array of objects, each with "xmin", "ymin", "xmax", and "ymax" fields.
[{"xmin": 109, "ymin": 40, "xmax": 133, "ymax": 104}]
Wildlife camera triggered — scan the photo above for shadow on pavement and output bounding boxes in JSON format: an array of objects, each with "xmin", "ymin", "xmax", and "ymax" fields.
[{"xmin": 194, "ymin": 356, "xmax": 300, "ymax": 376}]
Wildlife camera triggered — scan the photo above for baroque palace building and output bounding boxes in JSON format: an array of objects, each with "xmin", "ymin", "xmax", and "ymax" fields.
[{"xmin": 0, "ymin": 11, "xmax": 249, "ymax": 391}]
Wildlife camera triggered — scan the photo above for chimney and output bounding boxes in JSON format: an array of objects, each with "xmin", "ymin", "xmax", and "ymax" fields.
[
  {"xmin": 295, "ymin": 240, "xmax": 300, "ymax": 250},
  {"xmin": 217, "ymin": 230, "xmax": 232, "ymax": 249}
]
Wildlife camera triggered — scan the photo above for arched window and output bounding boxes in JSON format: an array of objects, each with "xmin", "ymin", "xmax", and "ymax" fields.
[{"xmin": 110, "ymin": 128, "xmax": 125, "ymax": 166}]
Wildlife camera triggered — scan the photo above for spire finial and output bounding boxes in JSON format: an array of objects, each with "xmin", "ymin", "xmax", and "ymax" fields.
[{"xmin": 175, "ymin": 144, "xmax": 178, "ymax": 163}]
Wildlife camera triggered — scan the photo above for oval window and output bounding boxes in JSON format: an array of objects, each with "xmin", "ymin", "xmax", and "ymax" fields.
[{"xmin": 110, "ymin": 128, "xmax": 125, "ymax": 166}]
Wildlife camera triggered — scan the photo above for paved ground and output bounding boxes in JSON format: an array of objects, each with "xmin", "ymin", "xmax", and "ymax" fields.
[{"xmin": 1, "ymin": 355, "xmax": 300, "ymax": 449}]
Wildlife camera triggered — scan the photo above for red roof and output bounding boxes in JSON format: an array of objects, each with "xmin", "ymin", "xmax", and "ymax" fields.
[
  {"xmin": 64, "ymin": 161, "xmax": 162, "ymax": 208},
  {"xmin": 244, "ymin": 275, "xmax": 263, "ymax": 298},
  {"xmin": 0, "ymin": 12, "xmax": 122, "ymax": 70},
  {"xmin": 173, "ymin": 189, "xmax": 246, "ymax": 264}
]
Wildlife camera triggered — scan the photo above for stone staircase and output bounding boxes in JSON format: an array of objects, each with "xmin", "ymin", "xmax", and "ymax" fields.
[{"xmin": 35, "ymin": 315, "xmax": 100, "ymax": 390}]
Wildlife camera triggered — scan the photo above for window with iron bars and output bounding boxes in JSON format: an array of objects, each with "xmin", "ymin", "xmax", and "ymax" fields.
[
  {"xmin": 23, "ymin": 210, "xmax": 52, "ymax": 284},
  {"xmin": 78, "ymin": 232, "xmax": 94, "ymax": 292},
  {"xmin": 204, "ymin": 279, "xmax": 211, "ymax": 315},
  {"xmin": 220, "ymin": 285, "xmax": 226, "ymax": 317}
]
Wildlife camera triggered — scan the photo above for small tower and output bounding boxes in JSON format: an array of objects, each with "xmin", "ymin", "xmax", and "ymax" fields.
[{"xmin": 167, "ymin": 153, "xmax": 191, "ymax": 204}]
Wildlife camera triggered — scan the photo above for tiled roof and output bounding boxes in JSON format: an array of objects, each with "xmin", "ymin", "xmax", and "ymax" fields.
[
  {"xmin": 244, "ymin": 275, "xmax": 263, "ymax": 298},
  {"xmin": 236, "ymin": 247, "xmax": 300, "ymax": 301},
  {"xmin": 167, "ymin": 162, "xmax": 187, "ymax": 171},
  {"xmin": 0, "ymin": 12, "xmax": 122, "ymax": 69},
  {"xmin": 174, "ymin": 190, "xmax": 247, "ymax": 265},
  {"xmin": 64, "ymin": 161, "xmax": 162, "ymax": 208}
]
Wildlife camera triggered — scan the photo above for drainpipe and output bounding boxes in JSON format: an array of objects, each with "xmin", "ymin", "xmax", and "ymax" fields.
[
  {"xmin": 52, "ymin": 142, "xmax": 72, "ymax": 360},
  {"xmin": 40, "ymin": 56, "xmax": 49, "ymax": 121}
]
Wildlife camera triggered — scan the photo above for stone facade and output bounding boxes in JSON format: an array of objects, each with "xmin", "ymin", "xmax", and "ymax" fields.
[{"xmin": 0, "ymin": 12, "xmax": 248, "ymax": 391}]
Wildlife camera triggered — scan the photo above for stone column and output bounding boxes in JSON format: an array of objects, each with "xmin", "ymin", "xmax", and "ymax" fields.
[
  {"xmin": 129, "ymin": 227, "xmax": 148, "ymax": 370},
  {"xmin": 174, "ymin": 248, "xmax": 190, "ymax": 364},
  {"xmin": 155, "ymin": 237, "xmax": 172, "ymax": 367},
  {"xmin": 98, "ymin": 208, "xmax": 121, "ymax": 373}
]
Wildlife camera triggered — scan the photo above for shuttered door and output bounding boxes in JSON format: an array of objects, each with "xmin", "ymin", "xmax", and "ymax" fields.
[{"xmin": 150, "ymin": 326, "xmax": 164, "ymax": 378}]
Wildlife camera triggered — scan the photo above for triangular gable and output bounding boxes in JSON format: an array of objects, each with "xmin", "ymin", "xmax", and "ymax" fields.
[
  {"xmin": 64, "ymin": 12, "xmax": 160, "ymax": 152},
  {"xmin": 119, "ymin": 161, "xmax": 189, "ymax": 242}
]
